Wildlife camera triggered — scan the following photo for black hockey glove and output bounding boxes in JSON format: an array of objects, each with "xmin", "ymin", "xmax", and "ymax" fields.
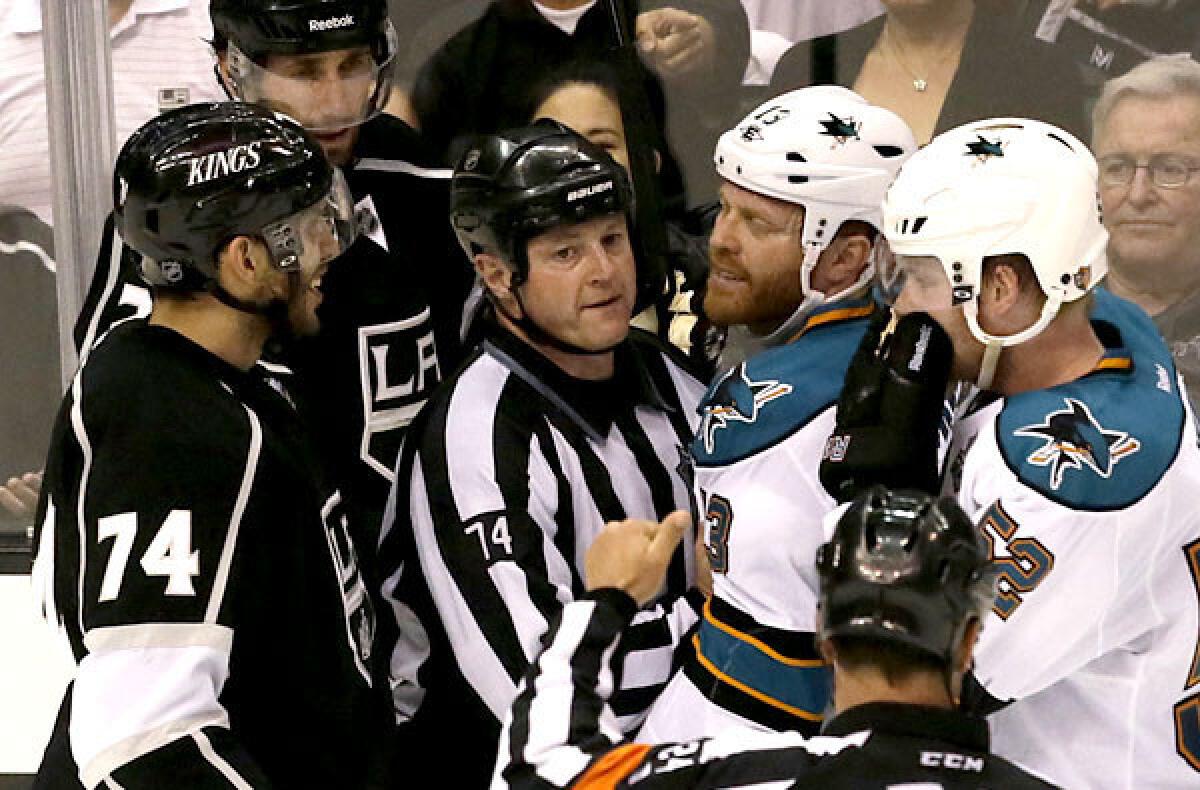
[{"xmin": 819, "ymin": 309, "xmax": 954, "ymax": 503}]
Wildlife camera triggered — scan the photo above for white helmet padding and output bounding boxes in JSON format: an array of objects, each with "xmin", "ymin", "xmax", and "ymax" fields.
[
  {"xmin": 882, "ymin": 117, "xmax": 1108, "ymax": 386},
  {"xmin": 714, "ymin": 86, "xmax": 917, "ymax": 342}
]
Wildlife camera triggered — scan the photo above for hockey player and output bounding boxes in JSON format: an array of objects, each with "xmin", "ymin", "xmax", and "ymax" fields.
[
  {"xmin": 31, "ymin": 103, "xmax": 382, "ymax": 789},
  {"xmin": 822, "ymin": 117, "xmax": 1200, "ymax": 788},
  {"xmin": 376, "ymin": 121, "xmax": 706, "ymax": 786},
  {"xmin": 637, "ymin": 86, "xmax": 918, "ymax": 741},
  {"xmin": 75, "ymin": 0, "xmax": 472, "ymax": 572},
  {"xmin": 493, "ymin": 487, "xmax": 1056, "ymax": 789}
]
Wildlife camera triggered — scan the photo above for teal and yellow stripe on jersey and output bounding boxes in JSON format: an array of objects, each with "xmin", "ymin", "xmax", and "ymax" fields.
[{"xmin": 686, "ymin": 598, "xmax": 830, "ymax": 727}]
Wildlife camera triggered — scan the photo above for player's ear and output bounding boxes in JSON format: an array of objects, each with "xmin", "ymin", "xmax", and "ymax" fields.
[
  {"xmin": 956, "ymin": 618, "xmax": 983, "ymax": 675},
  {"xmin": 475, "ymin": 253, "xmax": 521, "ymax": 317},
  {"xmin": 215, "ymin": 51, "xmax": 236, "ymax": 96},
  {"xmin": 216, "ymin": 236, "xmax": 270, "ymax": 298}
]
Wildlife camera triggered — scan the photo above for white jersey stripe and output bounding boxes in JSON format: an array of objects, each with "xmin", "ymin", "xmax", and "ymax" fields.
[
  {"xmin": 204, "ymin": 404, "xmax": 262, "ymax": 624},
  {"xmin": 70, "ymin": 368, "xmax": 94, "ymax": 643},
  {"xmin": 354, "ymin": 157, "xmax": 453, "ymax": 179},
  {"xmin": 192, "ymin": 729, "xmax": 254, "ymax": 790},
  {"xmin": 79, "ymin": 227, "xmax": 125, "ymax": 355}
]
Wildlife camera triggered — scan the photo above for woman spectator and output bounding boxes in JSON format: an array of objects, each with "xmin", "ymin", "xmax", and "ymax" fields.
[{"xmin": 768, "ymin": 0, "xmax": 1087, "ymax": 144}]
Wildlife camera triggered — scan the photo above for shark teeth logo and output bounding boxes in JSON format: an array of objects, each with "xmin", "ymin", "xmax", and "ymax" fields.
[
  {"xmin": 966, "ymin": 135, "xmax": 1005, "ymax": 163},
  {"xmin": 819, "ymin": 113, "xmax": 860, "ymax": 146},
  {"xmin": 1014, "ymin": 397, "xmax": 1141, "ymax": 490},
  {"xmin": 700, "ymin": 364, "xmax": 793, "ymax": 454}
]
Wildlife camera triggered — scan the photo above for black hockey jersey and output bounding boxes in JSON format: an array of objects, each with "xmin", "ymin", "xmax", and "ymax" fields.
[
  {"xmin": 32, "ymin": 321, "xmax": 382, "ymax": 788},
  {"xmin": 73, "ymin": 115, "xmax": 474, "ymax": 580},
  {"xmin": 495, "ymin": 591, "xmax": 1058, "ymax": 790}
]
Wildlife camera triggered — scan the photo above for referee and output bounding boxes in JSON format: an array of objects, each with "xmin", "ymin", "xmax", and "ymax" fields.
[{"xmin": 377, "ymin": 121, "xmax": 706, "ymax": 785}]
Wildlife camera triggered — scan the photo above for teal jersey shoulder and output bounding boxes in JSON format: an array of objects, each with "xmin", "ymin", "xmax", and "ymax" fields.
[
  {"xmin": 694, "ymin": 299, "xmax": 877, "ymax": 466},
  {"xmin": 996, "ymin": 289, "xmax": 1186, "ymax": 510}
]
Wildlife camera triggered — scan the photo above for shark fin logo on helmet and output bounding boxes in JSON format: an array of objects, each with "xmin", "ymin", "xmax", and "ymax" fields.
[
  {"xmin": 819, "ymin": 113, "xmax": 861, "ymax": 146},
  {"xmin": 1014, "ymin": 397, "xmax": 1141, "ymax": 490},
  {"xmin": 965, "ymin": 135, "xmax": 1005, "ymax": 163}
]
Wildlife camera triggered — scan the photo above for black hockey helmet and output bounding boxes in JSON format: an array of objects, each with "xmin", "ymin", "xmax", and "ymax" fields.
[
  {"xmin": 114, "ymin": 102, "xmax": 355, "ymax": 290},
  {"xmin": 816, "ymin": 486, "xmax": 997, "ymax": 666},
  {"xmin": 211, "ymin": 0, "xmax": 393, "ymax": 58},
  {"xmin": 450, "ymin": 120, "xmax": 657, "ymax": 306},
  {"xmin": 211, "ymin": 0, "xmax": 397, "ymax": 129}
]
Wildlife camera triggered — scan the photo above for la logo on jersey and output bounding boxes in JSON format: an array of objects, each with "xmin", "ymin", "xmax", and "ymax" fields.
[
  {"xmin": 700, "ymin": 364, "xmax": 792, "ymax": 454},
  {"xmin": 1014, "ymin": 397, "xmax": 1141, "ymax": 490},
  {"xmin": 358, "ymin": 308, "xmax": 442, "ymax": 481},
  {"xmin": 184, "ymin": 141, "xmax": 262, "ymax": 186}
]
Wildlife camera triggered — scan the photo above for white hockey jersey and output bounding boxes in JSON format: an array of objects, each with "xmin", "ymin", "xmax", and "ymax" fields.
[
  {"xmin": 949, "ymin": 290, "xmax": 1200, "ymax": 788},
  {"xmin": 639, "ymin": 298, "xmax": 878, "ymax": 741}
]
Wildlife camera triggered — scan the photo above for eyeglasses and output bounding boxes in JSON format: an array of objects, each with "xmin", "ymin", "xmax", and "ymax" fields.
[{"xmin": 1098, "ymin": 154, "xmax": 1200, "ymax": 189}]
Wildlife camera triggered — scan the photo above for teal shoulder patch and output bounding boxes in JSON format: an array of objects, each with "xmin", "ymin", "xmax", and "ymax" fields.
[
  {"xmin": 997, "ymin": 289, "xmax": 1184, "ymax": 510},
  {"xmin": 694, "ymin": 309, "xmax": 872, "ymax": 466}
]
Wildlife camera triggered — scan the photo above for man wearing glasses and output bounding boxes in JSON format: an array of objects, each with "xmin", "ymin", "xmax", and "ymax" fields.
[{"xmin": 1093, "ymin": 55, "xmax": 1200, "ymax": 409}]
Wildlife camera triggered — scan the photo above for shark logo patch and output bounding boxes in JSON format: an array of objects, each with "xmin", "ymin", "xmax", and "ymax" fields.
[
  {"xmin": 700, "ymin": 364, "xmax": 793, "ymax": 454},
  {"xmin": 1014, "ymin": 398, "xmax": 1141, "ymax": 490},
  {"xmin": 819, "ymin": 113, "xmax": 860, "ymax": 146},
  {"xmin": 966, "ymin": 135, "xmax": 1005, "ymax": 163}
]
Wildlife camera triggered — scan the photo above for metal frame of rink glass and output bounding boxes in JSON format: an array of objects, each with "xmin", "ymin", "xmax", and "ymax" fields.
[
  {"xmin": 261, "ymin": 168, "xmax": 358, "ymax": 273},
  {"xmin": 224, "ymin": 22, "xmax": 399, "ymax": 132},
  {"xmin": 878, "ymin": 253, "xmax": 959, "ymax": 313},
  {"xmin": 1097, "ymin": 154, "xmax": 1200, "ymax": 189}
]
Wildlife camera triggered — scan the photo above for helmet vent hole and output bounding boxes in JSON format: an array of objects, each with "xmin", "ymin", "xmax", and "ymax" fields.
[
  {"xmin": 786, "ymin": 152, "xmax": 807, "ymax": 163},
  {"xmin": 912, "ymin": 217, "xmax": 927, "ymax": 234},
  {"xmin": 788, "ymin": 175, "xmax": 809, "ymax": 184},
  {"xmin": 145, "ymin": 209, "xmax": 159, "ymax": 234},
  {"xmin": 1046, "ymin": 132, "xmax": 1074, "ymax": 151},
  {"xmin": 873, "ymin": 145, "xmax": 905, "ymax": 158},
  {"xmin": 900, "ymin": 219, "xmax": 910, "ymax": 234}
]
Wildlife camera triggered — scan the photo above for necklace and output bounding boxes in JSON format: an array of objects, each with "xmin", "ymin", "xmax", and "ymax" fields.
[{"xmin": 881, "ymin": 25, "xmax": 965, "ymax": 93}]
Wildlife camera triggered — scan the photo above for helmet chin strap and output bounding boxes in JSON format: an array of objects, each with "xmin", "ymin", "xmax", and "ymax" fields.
[
  {"xmin": 209, "ymin": 271, "xmax": 302, "ymax": 341},
  {"xmin": 966, "ymin": 296, "xmax": 1062, "ymax": 391},
  {"xmin": 759, "ymin": 243, "xmax": 876, "ymax": 348}
]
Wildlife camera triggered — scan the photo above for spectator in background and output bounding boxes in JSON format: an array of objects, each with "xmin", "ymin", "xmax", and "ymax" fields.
[
  {"xmin": 1018, "ymin": 0, "xmax": 1200, "ymax": 97},
  {"xmin": 0, "ymin": 0, "xmax": 223, "ymax": 225},
  {"xmin": 1093, "ymin": 55, "xmax": 1200, "ymax": 410},
  {"xmin": 768, "ymin": 0, "xmax": 1087, "ymax": 145},
  {"xmin": 743, "ymin": 0, "xmax": 884, "ymax": 43},
  {"xmin": 525, "ymin": 59, "xmax": 720, "ymax": 377},
  {"xmin": 408, "ymin": 0, "xmax": 751, "ymax": 210}
]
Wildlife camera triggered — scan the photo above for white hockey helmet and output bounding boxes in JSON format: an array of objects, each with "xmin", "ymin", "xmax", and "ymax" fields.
[
  {"xmin": 881, "ymin": 118, "xmax": 1108, "ymax": 385},
  {"xmin": 714, "ymin": 86, "xmax": 917, "ymax": 336}
]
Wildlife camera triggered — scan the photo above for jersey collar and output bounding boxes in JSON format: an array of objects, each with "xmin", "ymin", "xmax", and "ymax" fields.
[
  {"xmin": 822, "ymin": 702, "xmax": 991, "ymax": 753},
  {"xmin": 485, "ymin": 324, "xmax": 671, "ymax": 441}
]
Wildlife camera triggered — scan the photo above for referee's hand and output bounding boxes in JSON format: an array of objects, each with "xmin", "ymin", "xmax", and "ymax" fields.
[{"xmin": 586, "ymin": 511, "xmax": 690, "ymax": 606}]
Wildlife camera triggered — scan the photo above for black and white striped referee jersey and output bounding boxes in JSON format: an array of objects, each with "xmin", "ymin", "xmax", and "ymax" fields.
[
  {"xmin": 378, "ymin": 323, "xmax": 706, "ymax": 786},
  {"xmin": 494, "ymin": 590, "xmax": 1059, "ymax": 789},
  {"xmin": 32, "ymin": 320, "xmax": 384, "ymax": 788}
]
